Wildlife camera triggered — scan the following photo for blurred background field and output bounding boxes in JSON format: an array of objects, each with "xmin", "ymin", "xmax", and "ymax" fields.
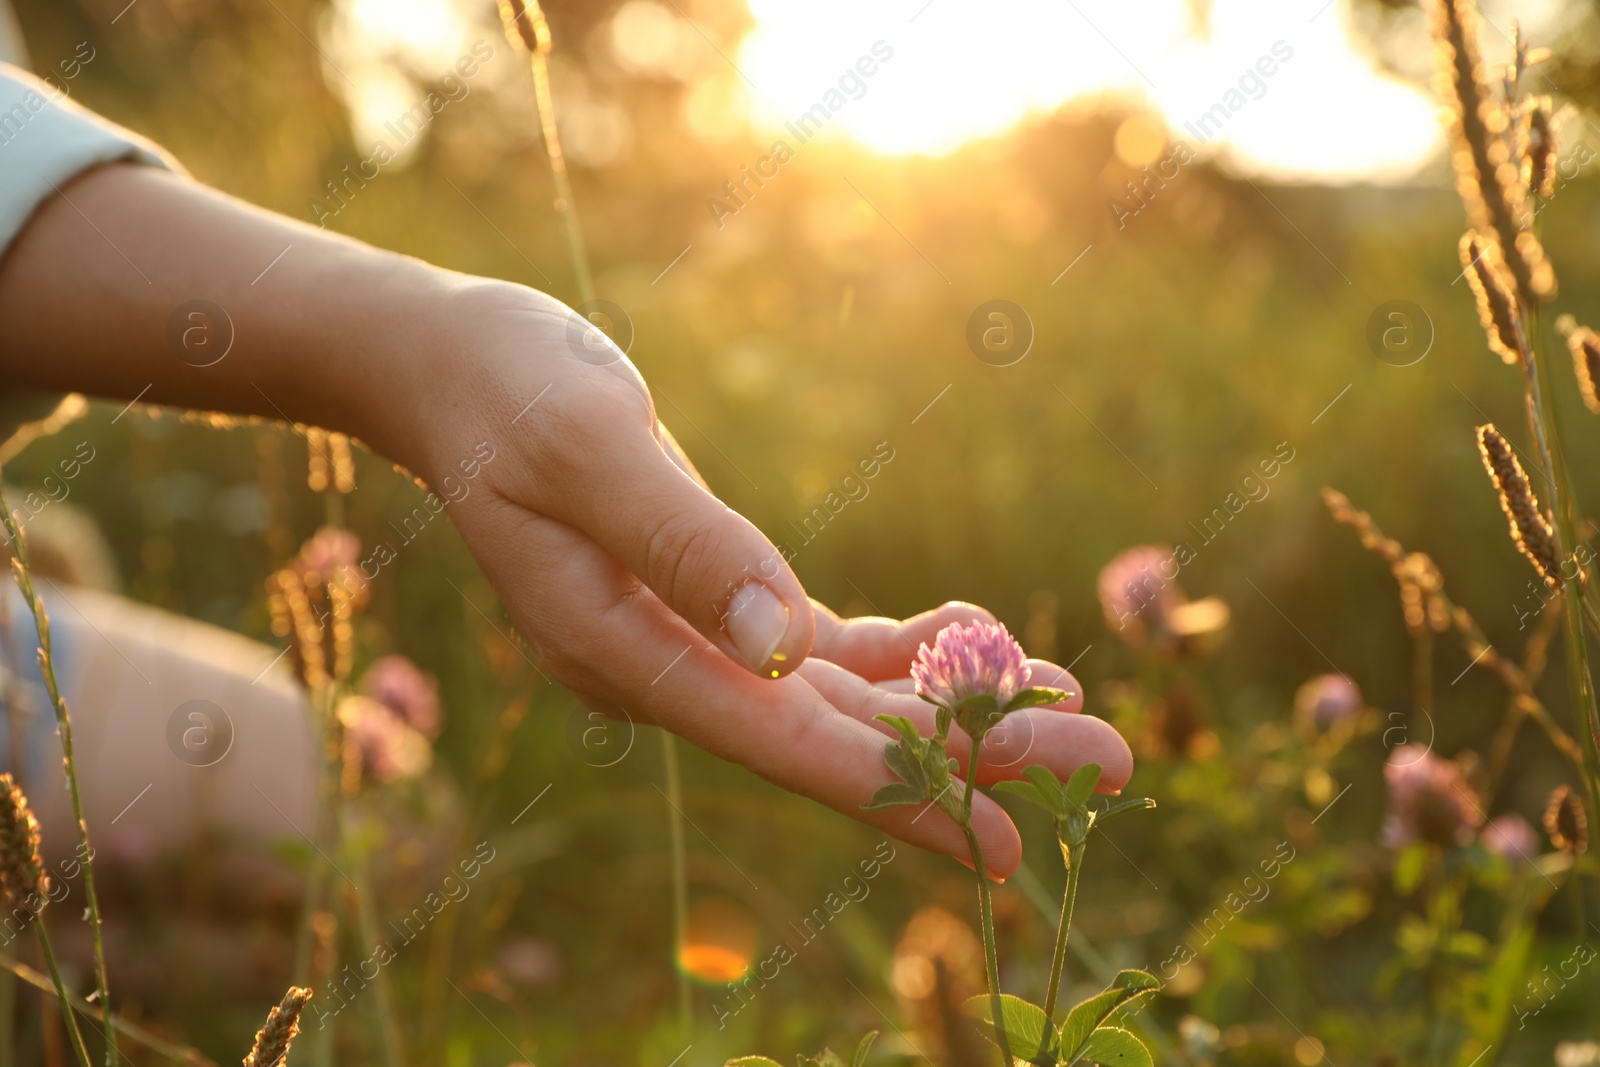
[{"xmin": 8, "ymin": 0, "xmax": 1600, "ymax": 1063}]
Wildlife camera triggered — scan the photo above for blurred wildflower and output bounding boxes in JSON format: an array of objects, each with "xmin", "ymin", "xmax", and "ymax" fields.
[
  {"xmin": 1099, "ymin": 545, "xmax": 1182, "ymax": 643},
  {"xmin": 243, "ymin": 986, "xmax": 313, "ymax": 1067},
  {"xmin": 1476, "ymin": 424, "xmax": 1560, "ymax": 588},
  {"xmin": 496, "ymin": 936, "xmax": 561, "ymax": 989},
  {"xmin": 1098, "ymin": 545, "xmax": 1227, "ymax": 651},
  {"xmin": 1543, "ymin": 784, "xmax": 1588, "ymax": 855},
  {"xmin": 1479, "ymin": 812, "xmax": 1540, "ymax": 863},
  {"xmin": 1294, "ymin": 673, "xmax": 1362, "ymax": 729},
  {"xmin": 338, "ymin": 696, "xmax": 432, "ymax": 789},
  {"xmin": 361, "ymin": 655, "xmax": 442, "ymax": 739},
  {"xmin": 0, "ymin": 773, "xmax": 47, "ymax": 914},
  {"xmin": 1382, "ymin": 746, "xmax": 1485, "ymax": 848}
]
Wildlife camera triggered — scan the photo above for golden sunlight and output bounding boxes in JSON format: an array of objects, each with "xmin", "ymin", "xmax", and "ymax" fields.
[{"xmin": 736, "ymin": 0, "xmax": 1454, "ymax": 181}]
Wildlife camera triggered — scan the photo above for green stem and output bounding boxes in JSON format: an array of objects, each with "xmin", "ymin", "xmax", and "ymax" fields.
[
  {"xmin": 961, "ymin": 743, "xmax": 1010, "ymax": 1067},
  {"xmin": 1043, "ymin": 841, "xmax": 1084, "ymax": 1021},
  {"xmin": 661, "ymin": 731, "xmax": 692, "ymax": 1037},
  {"xmin": 35, "ymin": 925, "xmax": 92, "ymax": 1067},
  {"xmin": 293, "ymin": 685, "xmax": 341, "ymax": 986},
  {"xmin": 344, "ymin": 812, "xmax": 404, "ymax": 1067},
  {"xmin": 0, "ymin": 493, "xmax": 116, "ymax": 1066},
  {"xmin": 1524, "ymin": 322, "xmax": 1600, "ymax": 862},
  {"xmin": 527, "ymin": 51, "xmax": 595, "ymax": 308},
  {"xmin": 0, "ymin": 952, "xmax": 208, "ymax": 1065}
]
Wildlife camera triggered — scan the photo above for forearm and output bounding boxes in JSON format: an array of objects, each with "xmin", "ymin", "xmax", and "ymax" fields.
[{"xmin": 0, "ymin": 163, "xmax": 491, "ymax": 472}]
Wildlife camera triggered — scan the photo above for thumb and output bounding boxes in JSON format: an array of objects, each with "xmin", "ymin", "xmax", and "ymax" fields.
[{"xmin": 533, "ymin": 391, "xmax": 814, "ymax": 677}]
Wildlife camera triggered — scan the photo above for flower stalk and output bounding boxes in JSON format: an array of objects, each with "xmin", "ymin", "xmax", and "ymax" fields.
[{"xmin": 0, "ymin": 489, "xmax": 116, "ymax": 1066}]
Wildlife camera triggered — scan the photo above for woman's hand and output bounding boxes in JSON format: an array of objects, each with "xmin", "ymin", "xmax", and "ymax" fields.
[
  {"xmin": 396, "ymin": 282, "xmax": 1132, "ymax": 876},
  {"xmin": 0, "ymin": 164, "xmax": 1133, "ymax": 875}
]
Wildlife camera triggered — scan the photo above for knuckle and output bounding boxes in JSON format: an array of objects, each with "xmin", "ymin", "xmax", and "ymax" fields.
[{"xmin": 643, "ymin": 510, "xmax": 723, "ymax": 611}]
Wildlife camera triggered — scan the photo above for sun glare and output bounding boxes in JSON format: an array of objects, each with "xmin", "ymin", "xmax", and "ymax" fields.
[{"xmin": 736, "ymin": 0, "xmax": 1450, "ymax": 181}]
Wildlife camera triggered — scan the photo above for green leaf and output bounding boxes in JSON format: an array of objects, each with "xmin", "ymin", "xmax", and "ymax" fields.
[
  {"xmin": 726, "ymin": 1058, "xmax": 785, "ymax": 1067},
  {"xmin": 1057, "ymin": 971, "xmax": 1162, "ymax": 1060},
  {"xmin": 964, "ymin": 993, "xmax": 1056, "ymax": 1063},
  {"xmin": 1004, "ymin": 686, "xmax": 1074, "ymax": 712},
  {"xmin": 874, "ymin": 714, "xmax": 921, "ymax": 746},
  {"xmin": 850, "ymin": 1032, "xmax": 879, "ymax": 1067},
  {"xmin": 995, "ymin": 765, "xmax": 1072, "ymax": 819},
  {"xmin": 1063, "ymin": 763, "xmax": 1103, "ymax": 809},
  {"xmin": 1394, "ymin": 842, "xmax": 1429, "ymax": 895},
  {"xmin": 1076, "ymin": 1027, "xmax": 1152, "ymax": 1067},
  {"xmin": 992, "ymin": 778, "xmax": 1057, "ymax": 814},
  {"xmin": 1094, "ymin": 796, "xmax": 1156, "ymax": 824},
  {"xmin": 862, "ymin": 781, "xmax": 928, "ymax": 810},
  {"xmin": 863, "ymin": 717, "xmax": 934, "ymax": 812}
]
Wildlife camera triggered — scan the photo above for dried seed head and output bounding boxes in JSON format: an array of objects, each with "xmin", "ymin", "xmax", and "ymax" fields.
[
  {"xmin": 1476, "ymin": 424, "xmax": 1560, "ymax": 587},
  {"xmin": 1543, "ymin": 784, "xmax": 1588, "ymax": 854},
  {"xmin": 1395, "ymin": 553, "xmax": 1451, "ymax": 635},
  {"xmin": 243, "ymin": 986, "xmax": 313, "ymax": 1067},
  {"xmin": 305, "ymin": 430, "xmax": 356, "ymax": 495},
  {"xmin": 1459, "ymin": 232, "xmax": 1525, "ymax": 366},
  {"xmin": 1565, "ymin": 325, "xmax": 1600, "ymax": 414},
  {"xmin": 1425, "ymin": 0, "xmax": 1556, "ymax": 302},
  {"xmin": 0, "ymin": 774, "xmax": 47, "ymax": 916},
  {"xmin": 1322, "ymin": 487, "xmax": 1405, "ymax": 566},
  {"xmin": 1524, "ymin": 98, "xmax": 1557, "ymax": 199},
  {"xmin": 496, "ymin": 0, "xmax": 550, "ymax": 57}
]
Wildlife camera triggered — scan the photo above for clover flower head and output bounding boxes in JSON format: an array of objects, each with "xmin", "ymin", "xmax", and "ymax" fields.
[
  {"xmin": 1479, "ymin": 813, "xmax": 1540, "ymax": 863},
  {"xmin": 1381, "ymin": 745, "xmax": 1484, "ymax": 848},
  {"xmin": 339, "ymin": 696, "xmax": 433, "ymax": 785},
  {"xmin": 911, "ymin": 621, "xmax": 1030, "ymax": 712},
  {"xmin": 361, "ymin": 655, "xmax": 442, "ymax": 739},
  {"xmin": 1294, "ymin": 673, "xmax": 1362, "ymax": 729}
]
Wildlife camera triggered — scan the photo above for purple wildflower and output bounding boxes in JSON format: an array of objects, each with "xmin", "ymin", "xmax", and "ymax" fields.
[
  {"xmin": 296, "ymin": 527, "xmax": 361, "ymax": 577},
  {"xmin": 1098, "ymin": 545, "xmax": 1184, "ymax": 644},
  {"xmin": 339, "ymin": 696, "xmax": 432, "ymax": 784},
  {"xmin": 361, "ymin": 655, "xmax": 442, "ymax": 740},
  {"xmin": 911, "ymin": 621, "xmax": 1031, "ymax": 712},
  {"xmin": 1381, "ymin": 745, "xmax": 1484, "ymax": 848},
  {"xmin": 1480, "ymin": 813, "xmax": 1540, "ymax": 863},
  {"xmin": 1295, "ymin": 673, "xmax": 1363, "ymax": 729}
]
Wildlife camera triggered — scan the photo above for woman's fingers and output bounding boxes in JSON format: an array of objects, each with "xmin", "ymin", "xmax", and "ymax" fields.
[
  {"xmin": 809, "ymin": 600, "xmax": 999, "ymax": 682},
  {"xmin": 798, "ymin": 658, "xmax": 1131, "ymax": 793},
  {"xmin": 453, "ymin": 496, "xmax": 1026, "ymax": 877}
]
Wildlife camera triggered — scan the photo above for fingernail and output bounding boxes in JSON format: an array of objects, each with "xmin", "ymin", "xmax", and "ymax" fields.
[{"xmin": 724, "ymin": 580, "xmax": 790, "ymax": 675}]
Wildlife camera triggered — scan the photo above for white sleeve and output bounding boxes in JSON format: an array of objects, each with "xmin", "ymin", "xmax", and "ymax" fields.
[
  {"xmin": 0, "ymin": 61, "xmax": 185, "ymax": 451},
  {"xmin": 0, "ymin": 60, "xmax": 184, "ymax": 259}
]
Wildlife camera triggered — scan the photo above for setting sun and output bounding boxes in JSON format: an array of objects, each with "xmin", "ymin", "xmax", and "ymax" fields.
[{"xmin": 737, "ymin": 0, "xmax": 1449, "ymax": 180}]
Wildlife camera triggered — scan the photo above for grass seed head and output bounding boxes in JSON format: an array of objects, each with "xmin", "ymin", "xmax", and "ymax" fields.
[
  {"xmin": 0, "ymin": 774, "xmax": 47, "ymax": 916},
  {"xmin": 1475, "ymin": 424, "xmax": 1560, "ymax": 587},
  {"xmin": 243, "ymin": 986, "xmax": 313, "ymax": 1067},
  {"xmin": 1524, "ymin": 98, "xmax": 1557, "ymax": 199},
  {"xmin": 1564, "ymin": 324, "xmax": 1600, "ymax": 414},
  {"xmin": 1425, "ymin": 0, "xmax": 1556, "ymax": 302},
  {"xmin": 1543, "ymin": 784, "xmax": 1588, "ymax": 855},
  {"xmin": 1459, "ymin": 232, "xmax": 1525, "ymax": 366}
]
